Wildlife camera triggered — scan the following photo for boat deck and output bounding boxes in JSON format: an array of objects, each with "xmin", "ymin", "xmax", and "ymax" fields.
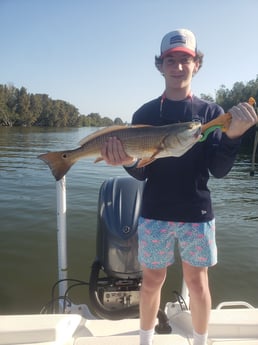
[{"xmin": 1, "ymin": 306, "xmax": 258, "ymax": 345}]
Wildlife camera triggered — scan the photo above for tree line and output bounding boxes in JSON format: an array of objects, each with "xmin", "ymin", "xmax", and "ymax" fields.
[
  {"xmin": 0, "ymin": 76, "xmax": 258, "ymax": 129},
  {"xmin": 200, "ymin": 75, "xmax": 258, "ymax": 111},
  {"xmin": 0, "ymin": 85, "xmax": 124, "ymax": 127}
]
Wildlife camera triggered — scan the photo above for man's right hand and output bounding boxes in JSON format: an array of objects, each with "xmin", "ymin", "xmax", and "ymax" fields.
[{"xmin": 101, "ymin": 137, "xmax": 136, "ymax": 166}]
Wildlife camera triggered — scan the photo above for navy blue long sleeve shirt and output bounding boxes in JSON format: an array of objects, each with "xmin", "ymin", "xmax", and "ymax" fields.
[{"xmin": 125, "ymin": 95, "xmax": 241, "ymax": 222}]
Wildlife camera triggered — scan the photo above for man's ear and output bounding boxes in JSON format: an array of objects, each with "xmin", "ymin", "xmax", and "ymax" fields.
[
  {"xmin": 156, "ymin": 63, "xmax": 163, "ymax": 74},
  {"xmin": 193, "ymin": 61, "xmax": 200, "ymax": 75}
]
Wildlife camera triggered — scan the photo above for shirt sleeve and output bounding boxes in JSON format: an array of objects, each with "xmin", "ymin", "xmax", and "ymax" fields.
[
  {"xmin": 123, "ymin": 163, "xmax": 148, "ymax": 181},
  {"xmin": 205, "ymin": 129, "xmax": 242, "ymax": 178}
]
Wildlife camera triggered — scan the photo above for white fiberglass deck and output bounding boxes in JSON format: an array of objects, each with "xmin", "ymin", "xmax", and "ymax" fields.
[{"xmin": 1, "ymin": 306, "xmax": 258, "ymax": 345}]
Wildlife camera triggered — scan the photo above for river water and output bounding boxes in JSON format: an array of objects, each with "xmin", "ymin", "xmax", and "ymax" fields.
[{"xmin": 0, "ymin": 126, "xmax": 257, "ymax": 315}]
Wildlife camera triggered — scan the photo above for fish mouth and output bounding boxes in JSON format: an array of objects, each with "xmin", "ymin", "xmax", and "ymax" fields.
[
  {"xmin": 194, "ymin": 126, "xmax": 202, "ymax": 139},
  {"xmin": 190, "ymin": 124, "xmax": 202, "ymax": 140}
]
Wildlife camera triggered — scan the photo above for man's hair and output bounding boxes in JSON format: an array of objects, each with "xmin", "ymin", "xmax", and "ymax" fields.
[{"xmin": 155, "ymin": 50, "xmax": 204, "ymax": 73}]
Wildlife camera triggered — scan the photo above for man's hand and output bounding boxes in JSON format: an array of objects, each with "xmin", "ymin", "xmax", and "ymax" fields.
[
  {"xmin": 101, "ymin": 137, "xmax": 136, "ymax": 166},
  {"xmin": 226, "ymin": 102, "xmax": 258, "ymax": 139}
]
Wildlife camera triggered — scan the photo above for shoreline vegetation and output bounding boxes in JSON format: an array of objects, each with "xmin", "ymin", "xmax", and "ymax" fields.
[
  {"xmin": 0, "ymin": 84, "xmax": 124, "ymax": 128},
  {"xmin": 0, "ymin": 77, "xmax": 257, "ymax": 150}
]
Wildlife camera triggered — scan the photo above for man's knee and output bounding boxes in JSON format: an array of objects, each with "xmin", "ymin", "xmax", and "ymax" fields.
[
  {"xmin": 183, "ymin": 264, "xmax": 209, "ymax": 295},
  {"xmin": 142, "ymin": 267, "xmax": 167, "ymax": 291}
]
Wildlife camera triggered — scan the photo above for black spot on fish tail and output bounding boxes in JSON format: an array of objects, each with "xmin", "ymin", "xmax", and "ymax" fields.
[{"xmin": 38, "ymin": 151, "xmax": 75, "ymax": 181}]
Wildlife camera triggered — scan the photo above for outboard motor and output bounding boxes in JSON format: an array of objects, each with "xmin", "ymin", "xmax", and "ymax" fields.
[{"xmin": 89, "ymin": 177, "xmax": 145, "ymax": 320}]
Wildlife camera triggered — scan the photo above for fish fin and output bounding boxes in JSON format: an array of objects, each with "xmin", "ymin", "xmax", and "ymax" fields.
[
  {"xmin": 79, "ymin": 126, "xmax": 126, "ymax": 145},
  {"xmin": 129, "ymin": 124, "xmax": 154, "ymax": 128},
  {"xmin": 38, "ymin": 151, "xmax": 76, "ymax": 181},
  {"xmin": 94, "ymin": 156, "xmax": 104, "ymax": 163},
  {"xmin": 137, "ymin": 157, "xmax": 156, "ymax": 168},
  {"xmin": 79, "ymin": 124, "xmax": 154, "ymax": 146},
  {"xmin": 150, "ymin": 147, "xmax": 164, "ymax": 159},
  {"xmin": 136, "ymin": 146, "xmax": 164, "ymax": 168}
]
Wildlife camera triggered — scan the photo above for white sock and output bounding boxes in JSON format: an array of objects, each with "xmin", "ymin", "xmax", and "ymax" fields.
[
  {"xmin": 193, "ymin": 329, "xmax": 208, "ymax": 345},
  {"xmin": 139, "ymin": 328, "xmax": 154, "ymax": 345}
]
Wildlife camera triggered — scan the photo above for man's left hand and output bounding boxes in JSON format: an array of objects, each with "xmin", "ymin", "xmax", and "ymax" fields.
[{"xmin": 226, "ymin": 102, "xmax": 257, "ymax": 139}]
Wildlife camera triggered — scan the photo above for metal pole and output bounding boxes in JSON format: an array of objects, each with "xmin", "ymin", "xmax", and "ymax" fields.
[
  {"xmin": 250, "ymin": 130, "xmax": 258, "ymax": 176},
  {"xmin": 181, "ymin": 279, "xmax": 190, "ymax": 308},
  {"xmin": 56, "ymin": 176, "xmax": 68, "ymax": 301},
  {"xmin": 249, "ymin": 98, "xmax": 257, "ymax": 176}
]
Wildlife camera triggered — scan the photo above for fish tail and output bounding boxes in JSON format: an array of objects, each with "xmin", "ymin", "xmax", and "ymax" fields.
[{"xmin": 38, "ymin": 151, "xmax": 75, "ymax": 181}]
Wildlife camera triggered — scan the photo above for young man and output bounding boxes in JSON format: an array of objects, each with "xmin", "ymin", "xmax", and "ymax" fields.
[{"xmin": 101, "ymin": 29, "xmax": 257, "ymax": 345}]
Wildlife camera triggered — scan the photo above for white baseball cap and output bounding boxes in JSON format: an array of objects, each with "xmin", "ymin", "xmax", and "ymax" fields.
[{"xmin": 160, "ymin": 29, "xmax": 197, "ymax": 58}]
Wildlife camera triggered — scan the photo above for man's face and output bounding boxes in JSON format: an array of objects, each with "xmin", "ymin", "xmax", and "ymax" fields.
[{"xmin": 160, "ymin": 52, "xmax": 199, "ymax": 90}]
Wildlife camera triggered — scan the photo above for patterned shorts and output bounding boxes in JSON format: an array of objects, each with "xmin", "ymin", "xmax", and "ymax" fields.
[{"xmin": 138, "ymin": 217, "xmax": 217, "ymax": 269}]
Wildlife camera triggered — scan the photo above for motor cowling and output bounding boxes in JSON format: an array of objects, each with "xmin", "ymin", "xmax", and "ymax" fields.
[
  {"xmin": 89, "ymin": 177, "xmax": 145, "ymax": 319},
  {"xmin": 96, "ymin": 176, "xmax": 144, "ymax": 279}
]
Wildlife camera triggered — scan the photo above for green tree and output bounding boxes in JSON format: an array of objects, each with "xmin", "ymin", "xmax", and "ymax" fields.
[
  {"xmin": 15, "ymin": 87, "xmax": 35, "ymax": 126},
  {"xmin": 78, "ymin": 114, "xmax": 91, "ymax": 127},
  {"xmin": 114, "ymin": 117, "xmax": 124, "ymax": 125},
  {"xmin": 101, "ymin": 117, "xmax": 114, "ymax": 126},
  {"xmin": 35, "ymin": 94, "xmax": 52, "ymax": 126},
  {"xmin": 30, "ymin": 94, "xmax": 43, "ymax": 124},
  {"xmin": 86, "ymin": 113, "xmax": 102, "ymax": 126},
  {"xmin": 65, "ymin": 103, "xmax": 80, "ymax": 127},
  {"xmin": 0, "ymin": 84, "xmax": 17, "ymax": 126},
  {"xmin": 215, "ymin": 75, "xmax": 258, "ymax": 110}
]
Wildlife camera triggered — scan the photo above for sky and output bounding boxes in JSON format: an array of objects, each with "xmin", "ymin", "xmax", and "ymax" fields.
[{"xmin": 0, "ymin": 0, "xmax": 258, "ymax": 123}]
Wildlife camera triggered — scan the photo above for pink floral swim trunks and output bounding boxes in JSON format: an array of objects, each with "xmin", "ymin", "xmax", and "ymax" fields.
[{"xmin": 138, "ymin": 217, "xmax": 217, "ymax": 269}]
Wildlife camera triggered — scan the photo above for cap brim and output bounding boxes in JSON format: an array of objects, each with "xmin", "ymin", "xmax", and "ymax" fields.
[{"xmin": 161, "ymin": 47, "xmax": 196, "ymax": 58}]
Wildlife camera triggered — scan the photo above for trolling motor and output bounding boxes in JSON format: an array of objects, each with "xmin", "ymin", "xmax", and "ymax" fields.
[{"xmin": 89, "ymin": 177, "xmax": 144, "ymax": 320}]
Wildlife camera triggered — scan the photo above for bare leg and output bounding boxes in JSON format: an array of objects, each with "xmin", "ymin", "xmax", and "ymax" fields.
[
  {"xmin": 140, "ymin": 266, "xmax": 167, "ymax": 330},
  {"xmin": 182, "ymin": 262, "xmax": 211, "ymax": 334}
]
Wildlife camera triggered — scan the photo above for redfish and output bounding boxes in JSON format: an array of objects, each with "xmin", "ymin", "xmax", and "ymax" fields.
[{"xmin": 38, "ymin": 122, "xmax": 202, "ymax": 180}]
